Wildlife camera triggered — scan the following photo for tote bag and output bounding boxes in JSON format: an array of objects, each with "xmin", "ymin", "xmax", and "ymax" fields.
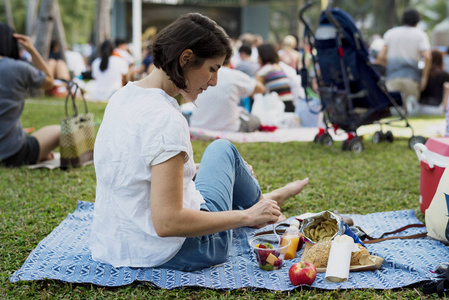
[
  {"xmin": 60, "ymin": 82, "xmax": 95, "ymax": 169},
  {"xmin": 425, "ymin": 162, "xmax": 449, "ymax": 243}
]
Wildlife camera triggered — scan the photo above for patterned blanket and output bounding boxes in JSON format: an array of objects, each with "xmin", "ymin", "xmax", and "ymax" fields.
[{"xmin": 10, "ymin": 201, "xmax": 448, "ymax": 290}]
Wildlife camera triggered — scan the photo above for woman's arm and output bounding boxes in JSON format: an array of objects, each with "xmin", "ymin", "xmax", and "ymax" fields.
[
  {"xmin": 13, "ymin": 33, "xmax": 54, "ymax": 90},
  {"xmin": 150, "ymin": 153, "xmax": 281, "ymax": 237}
]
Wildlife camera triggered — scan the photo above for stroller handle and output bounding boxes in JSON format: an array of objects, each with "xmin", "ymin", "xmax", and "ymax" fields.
[{"xmin": 298, "ymin": 0, "xmax": 314, "ymax": 27}]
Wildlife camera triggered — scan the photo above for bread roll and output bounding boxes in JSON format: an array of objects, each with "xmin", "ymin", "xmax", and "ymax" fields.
[
  {"xmin": 302, "ymin": 241, "xmax": 370, "ymax": 268},
  {"xmin": 302, "ymin": 241, "xmax": 332, "ymax": 268}
]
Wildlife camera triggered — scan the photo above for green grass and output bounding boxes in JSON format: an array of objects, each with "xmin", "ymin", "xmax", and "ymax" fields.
[{"xmin": 0, "ymin": 96, "xmax": 445, "ymax": 299}]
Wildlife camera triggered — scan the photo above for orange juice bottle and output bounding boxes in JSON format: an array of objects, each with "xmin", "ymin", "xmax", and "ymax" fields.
[{"xmin": 281, "ymin": 220, "xmax": 300, "ymax": 260}]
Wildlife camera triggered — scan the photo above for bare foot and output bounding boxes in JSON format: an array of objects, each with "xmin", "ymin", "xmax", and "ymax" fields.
[
  {"xmin": 38, "ymin": 152, "xmax": 55, "ymax": 163},
  {"xmin": 264, "ymin": 178, "xmax": 309, "ymax": 207}
]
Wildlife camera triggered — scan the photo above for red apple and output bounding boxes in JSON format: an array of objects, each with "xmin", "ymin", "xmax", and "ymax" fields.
[{"xmin": 288, "ymin": 261, "xmax": 317, "ymax": 286}]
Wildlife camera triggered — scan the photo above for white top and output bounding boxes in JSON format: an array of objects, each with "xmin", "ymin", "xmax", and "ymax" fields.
[
  {"xmin": 90, "ymin": 82, "xmax": 205, "ymax": 268},
  {"xmin": 90, "ymin": 56, "xmax": 129, "ymax": 101},
  {"xmin": 65, "ymin": 50, "xmax": 86, "ymax": 77},
  {"xmin": 383, "ymin": 26, "xmax": 430, "ymax": 82},
  {"xmin": 190, "ymin": 67, "xmax": 256, "ymax": 132},
  {"xmin": 113, "ymin": 48, "xmax": 136, "ymax": 65}
]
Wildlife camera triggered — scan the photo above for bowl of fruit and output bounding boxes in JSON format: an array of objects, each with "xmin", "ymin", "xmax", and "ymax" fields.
[{"xmin": 249, "ymin": 234, "xmax": 291, "ymax": 271}]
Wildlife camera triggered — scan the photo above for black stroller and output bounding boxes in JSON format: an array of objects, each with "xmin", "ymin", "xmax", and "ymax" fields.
[{"xmin": 299, "ymin": 1, "xmax": 426, "ymax": 152}]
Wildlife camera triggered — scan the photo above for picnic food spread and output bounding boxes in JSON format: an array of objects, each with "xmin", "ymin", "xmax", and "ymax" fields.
[
  {"xmin": 250, "ymin": 210, "xmax": 384, "ymax": 285},
  {"xmin": 302, "ymin": 240, "xmax": 370, "ymax": 268}
]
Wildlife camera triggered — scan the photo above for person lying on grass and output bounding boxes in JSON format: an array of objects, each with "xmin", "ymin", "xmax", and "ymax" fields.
[
  {"xmin": 0, "ymin": 23, "xmax": 60, "ymax": 167},
  {"xmin": 89, "ymin": 13, "xmax": 309, "ymax": 272}
]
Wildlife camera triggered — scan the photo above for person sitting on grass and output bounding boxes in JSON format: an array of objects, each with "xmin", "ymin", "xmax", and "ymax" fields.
[
  {"xmin": 0, "ymin": 23, "xmax": 60, "ymax": 167},
  {"xmin": 89, "ymin": 13, "xmax": 309, "ymax": 271}
]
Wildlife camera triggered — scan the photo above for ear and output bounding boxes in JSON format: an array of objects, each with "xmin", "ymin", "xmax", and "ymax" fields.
[{"xmin": 179, "ymin": 49, "xmax": 194, "ymax": 67}]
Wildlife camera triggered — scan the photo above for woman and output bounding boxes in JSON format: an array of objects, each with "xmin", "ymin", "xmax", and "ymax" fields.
[
  {"xmin": 0, "ymin": 23, "xmax": 60, "ymax": 167},
  {"xmin": 256, "ymin": 42, "xmax": 295, "ymax": 112},
  {"xmin": 90, "ymin": 13, "xmax": 309, "ymax": 271},
  {"xmin": 90, "ymin": 40, "xmax": 129, "ymax": 101},
  {"xmin": 47, "ymin": 39, "xmax": 71, "ymax": 81},
  {"xmin": 278, "ymin": 35, "xmax": 301, "ymax": 73},
  {"xmin": 419, "ymin": 49, "xmax": 449, "ymax": 115}
]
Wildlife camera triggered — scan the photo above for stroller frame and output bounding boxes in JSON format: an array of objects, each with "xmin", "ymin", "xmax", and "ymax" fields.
[{"xmin": 299, "ymin": 0, "xmax": 426, "ymax": 152}]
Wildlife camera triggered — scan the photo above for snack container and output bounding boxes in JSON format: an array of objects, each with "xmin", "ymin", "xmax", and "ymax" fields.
[
  {"xmin": 414, "ymin": 137, "xmax": 449, "ymax": 214},
  {"xmin": 299, "ymin": 211, "xmax": 345, "ymax": 243},
  {"xmin": 248, "ymin": 234, "xmax": 290, "ymax": 271}
]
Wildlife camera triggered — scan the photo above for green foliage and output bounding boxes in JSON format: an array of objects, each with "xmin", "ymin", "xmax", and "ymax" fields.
[
  {"xmin": 0, "ymin": 0, "xmax": 95, "ymax": 46},
  {"xmin": 0, "ymin": 95, "xmax": 443, "ymax": 298},
  {"xmin": 58, "ymin": 0, "xmax": 96, "ymax": 45}
]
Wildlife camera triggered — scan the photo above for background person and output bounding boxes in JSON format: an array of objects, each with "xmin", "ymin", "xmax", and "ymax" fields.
[
  {"xmin": 235, "ymin": 44, "xmax": 259, "ymax": 77},
  {"xmin": 377, "ymin": 8, "xmax": 431, "ymax": 115},
  {"xmin": 89, "ymin": 40, "xmax": 129, "ymax": 101},
  {"xmin": 48, "ymin": 39, "xmax": 71, "ymax": 81},
  {"xmin": 278, "ymin": 35, "xmax": 301, "ymax": 73},
  {"xmin": 0, "ymin": 24, "xmax": 60, "ymax": 167},
  {"xmin": 418, "ymin": 49, "xmax": 449, "ymax": 115},
  {"xmin": 256, "ymin": 42, "xmax": 295, "ymax": 112},
  {"xmin": 190, "ymin": 60, "xmax": 265, "ymax": 132},
  {"xmin": 89, "ymin": 13, "xmax": 309, "ymax": 272}
]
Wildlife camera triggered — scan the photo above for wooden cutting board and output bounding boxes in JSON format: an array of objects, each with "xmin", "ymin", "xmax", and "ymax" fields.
[{"xmin": 300, "ymin": 242, "xmax": 384, "ymax": 273}]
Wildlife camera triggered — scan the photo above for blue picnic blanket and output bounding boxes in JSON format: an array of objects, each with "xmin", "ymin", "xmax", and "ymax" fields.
[{"xmin": 10, "ymin": 201, "xmax": 448, "ymax": 290}]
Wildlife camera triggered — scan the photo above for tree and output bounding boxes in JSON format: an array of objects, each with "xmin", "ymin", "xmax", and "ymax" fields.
[
  {"xmin": 4, "ymin": 0, "xmax": 15, "ymax": 29},
  {"xmin": 26, "ymin": 0, "xmax": 39, "ymax": 37},
  {"xmin": 94, "ymin": 0, "xmax": 112, "ymax": 49},
  {"xmin": 34, "ymin": 0, "xmax": 56, "ymax": 60}
]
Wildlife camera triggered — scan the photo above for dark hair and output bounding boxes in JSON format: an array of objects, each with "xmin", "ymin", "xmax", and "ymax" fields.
[
  {"xmin": 239, "ymin": 45, "xmax": 252, "ymax": 56},
  {"xmin": 257, "ymin": 43, "xmax": 279, "ymax": 65},
  {"xmin": 431, "ymin": 49, "xmax": 443, "ymax": 70},
  {"xmin": 0, "ymin": 23, "xmax": 19, "ymax": 59},
  {"xmin": 152, "ymin": 13, "xmax": 232, "ymax": 89},
  {"xmin": 50, "ymin": 39, "xmax": 60, "ymax": 52},
  {"xmin": 99, "ymin": 40, "xmax": 114, "ymax": 71},
  {"xmin": 402, "ymin": 8, "xmax": 420, "ymax": 26},
  {"xmin": 114, "ymin": 38, "xmax": 127, "ymax": 47}
]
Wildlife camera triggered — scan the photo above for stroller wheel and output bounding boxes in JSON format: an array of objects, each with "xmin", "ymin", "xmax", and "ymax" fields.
[
  {"xmin": 348, "ymin": 137, "xmax": 364, "ymax": 153},
  {"xmin": 342, "ymin": 140, "xmax": 350, "ymax": 151},
  {"xmin": 385, "ymin": 131, "xmax": 394, "ymax": 143},
  {"xmin": 373, "ymin": 131, "xmax": 382, "ymax": 144},
  {"xmin": 313, "ymin": 133, "xmax": 320, "ymax": 143},
  {"xmin": 409, "ymin": 135, "xmax": 427, "ymax": 150},
  {"xmin": 319, "ymin": 133, "xmax": 333, "ymax": 147}
]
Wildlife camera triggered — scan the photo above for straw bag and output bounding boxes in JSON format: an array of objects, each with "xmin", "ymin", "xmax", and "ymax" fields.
[{"xmin": 60, "ymin": 81, "xmax": 95, "ymax": 169}]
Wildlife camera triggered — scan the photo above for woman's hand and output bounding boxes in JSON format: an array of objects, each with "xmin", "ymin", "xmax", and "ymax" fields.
[
  {"xmin": 244, "ymin": 197, "xmax": 281, "ymax": 229},
  {"xmin": 12, "ymin": 33, "xmax": 34, "ymax": 52}
]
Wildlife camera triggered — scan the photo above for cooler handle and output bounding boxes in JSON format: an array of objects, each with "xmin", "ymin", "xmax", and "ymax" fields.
[{"xmin": 414, "ymin": 143, "xmax": 434, "ymax": 169}]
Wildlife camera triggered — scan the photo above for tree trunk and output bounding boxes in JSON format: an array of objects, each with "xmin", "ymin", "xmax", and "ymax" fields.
[
  {"xmin": 386, "ymin": 0, "xmax": 397, "ymax": 29},
  {"xmin": 52, "ymin": 1, "xmax": 67, "ymax": 62},
  {"xmin": 32, "ymin": 0, "xmax": 56, "ymax": 97},
  {"xmin": 26, "ymin": 0, "xmax": 39, "ymax": 38},
  {"xmin": 5, "ymin": 0, "xmax": 15, "ymax": 30},
  {"xmin": 34, "ymin": 0, "xmax": 57, "ymax": 60},
  {"xmin": 94, "ymin": 0, "xmax": 112, "ymax": 49}
]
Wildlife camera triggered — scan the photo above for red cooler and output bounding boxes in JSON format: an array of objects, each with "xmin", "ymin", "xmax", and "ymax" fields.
[{"xmin": 414, "ymin": 137, "xmax": 449, "ymax": 213}]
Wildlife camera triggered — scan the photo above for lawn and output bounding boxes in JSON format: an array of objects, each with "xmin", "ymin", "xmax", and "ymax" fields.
[{"xmin": 0, "ymin": 96, "xmax": 445, "ymax": 299}]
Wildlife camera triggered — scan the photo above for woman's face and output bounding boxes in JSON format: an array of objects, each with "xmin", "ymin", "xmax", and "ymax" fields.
[{"xmin": 181, "ymin": 56, "xmax": 225, "ymax": 102}]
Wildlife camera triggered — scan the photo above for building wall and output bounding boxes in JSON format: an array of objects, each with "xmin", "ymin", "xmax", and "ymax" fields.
[{"xmin": 110, "ymin": 1, "xmax": 273, "ymax": 41}]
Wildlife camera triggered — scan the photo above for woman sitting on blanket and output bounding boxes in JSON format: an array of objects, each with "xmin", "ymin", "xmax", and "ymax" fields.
[
  {"xmin": 0, "ymin": 24, "xmax": 60, "ymax": 167},
  {"xmin": 90, "ymin": 13, "xmax": 309, "ymax": 271}
]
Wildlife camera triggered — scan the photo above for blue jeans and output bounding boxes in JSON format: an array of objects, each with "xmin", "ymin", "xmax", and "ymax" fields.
[{"xmin": 158, "ymin": 139, "xmax": 261, "ymax": 271}]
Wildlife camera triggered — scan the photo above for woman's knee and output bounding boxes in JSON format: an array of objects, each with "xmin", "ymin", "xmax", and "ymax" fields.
[{"xmin": 205, "ymin": 139, "xmax": 236, "ymax": 157}]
